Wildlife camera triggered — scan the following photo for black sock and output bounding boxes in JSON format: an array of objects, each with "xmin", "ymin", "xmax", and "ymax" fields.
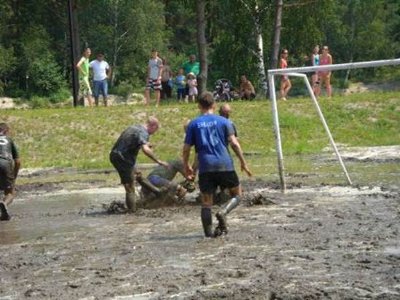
[{"xmin": 201, "ymin": 207, "xmax": 213, "ymax": 237}]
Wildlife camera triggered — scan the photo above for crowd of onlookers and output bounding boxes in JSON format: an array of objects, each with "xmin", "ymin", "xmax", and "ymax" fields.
[
  {"xmin": 75, "ymin": 45, "xmax": 333, "ymax": 106},
  {"xmin": 76, "ymin": 48, "xmax": 259, "ymax": 107},
  {"xmin": 279, "ymin": 45, "xmax": 333, "ymax": 101}
]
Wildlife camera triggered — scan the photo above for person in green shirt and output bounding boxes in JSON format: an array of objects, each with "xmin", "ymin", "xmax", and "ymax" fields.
[
  {"xmin": 182, "ymin": 54, "xmax": 200, "ymax": 101},
  {"xmin": 76, "ymin": 47, "xmax": 94, "ymax": 107},
  {"xmin": 182, "ymin": 54, "xmax": 200, "ymax": 76}
]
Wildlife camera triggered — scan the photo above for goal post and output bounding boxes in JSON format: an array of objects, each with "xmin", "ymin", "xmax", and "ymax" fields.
[{"xmin": 268, "ymin": 58, "xmax": 400, "ymax": 193}]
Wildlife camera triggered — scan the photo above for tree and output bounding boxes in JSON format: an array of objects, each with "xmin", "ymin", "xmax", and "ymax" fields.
[
  {"xmin": 196, "ymin": 0, "xmax": 207, "ymax": 94},
  {"xmin": 239, "ymin": 0, "xmax": 271, "ymax": 97}
]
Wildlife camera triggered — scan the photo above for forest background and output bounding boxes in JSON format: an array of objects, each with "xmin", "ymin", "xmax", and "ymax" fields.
[{"xmin": 0, "ymin": 0, "xmax": 399, "ymax": 103}]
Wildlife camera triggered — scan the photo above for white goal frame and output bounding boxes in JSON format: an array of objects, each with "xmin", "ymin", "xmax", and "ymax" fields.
[{"xmin": 268, "ymin": 58, "xmax": 400, "ymax": 193}]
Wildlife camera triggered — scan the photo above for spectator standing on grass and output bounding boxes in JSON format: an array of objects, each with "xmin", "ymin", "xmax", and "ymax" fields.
[
  {"xmin": 109, "ymin": 117, "xmax": 168, "ymax": 213},
  {"xmin": 239, "ymin": 75, "xmax": 256, "ymax": 100},
  {"xmin": 311, "ymin": 45, "xmax": 321, "ymax": 97},
  {"xmin": 187, "ymin": 72, "xmax": 198, "ymax": 102},
  {"xmin": 279, "ymin": 49, "xmax": 291, "ymax": 101},
  {"xmin": 175, "ymin": 68, "xmax": 186, "ymax": 102},
  {"xmin": 90, "ymin": 53, "xmax": 111, "ymax": 106},
  {"xmin": 183, "ymin": 92, "xmax": 252, "ymax": 238},
  {"xmin": 160, "ymin": 58, "xmax": 173, "ymax": 99},
  {"xmin": 319, "ymin": 45, "xmax": 333, "ymax": 98},
  {"xmin": 144, "ymin": 49, "xmax": 163, "ymax": 106},
  {"xmin": 0, "ymin": 123, "xmax": 21, "ymax": 221},
  {"xmin": 76, "ymin": 47, "xmax": 94, "ymax": 107},
  {"xmin": 182, "ymin": 54, "xmax": 200, "ymax": 101}
]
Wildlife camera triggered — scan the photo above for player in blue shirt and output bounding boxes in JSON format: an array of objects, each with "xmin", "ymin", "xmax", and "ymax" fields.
[{"xmin": 183, "ymin": 92, "xmax": 252, "ymax": 237}]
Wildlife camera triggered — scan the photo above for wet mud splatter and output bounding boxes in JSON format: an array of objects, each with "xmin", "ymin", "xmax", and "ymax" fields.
[{"xmin": 0, "ymin": 177, "xmax": 399, "ymax": 299}]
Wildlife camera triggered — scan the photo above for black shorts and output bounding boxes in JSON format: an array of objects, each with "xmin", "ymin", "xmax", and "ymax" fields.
[
  {"xmin": 0, "ymin": 159, "xmax": 15, "ymax": 191},
  {"xmin": 109, "ymin": 152, "xmax": 135, "ymax": 185},
  {"xmin": 198, "ymin": 171, "xmax": 239, "ymax": 194}
]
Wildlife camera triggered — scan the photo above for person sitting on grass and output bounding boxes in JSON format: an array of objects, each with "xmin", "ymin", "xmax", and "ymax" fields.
[
  {"xmin": 239, "ymin": 75, "xmax": 256, "ymax": 100},
  {"xmin": 0, "ymin": 123, "xmax": 21, "ymax": 221}
]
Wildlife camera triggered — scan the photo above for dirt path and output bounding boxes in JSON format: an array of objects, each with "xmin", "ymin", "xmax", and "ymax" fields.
[{"xmin": 0, "ymin": 181, "xmax": 399, "ymax": 299}]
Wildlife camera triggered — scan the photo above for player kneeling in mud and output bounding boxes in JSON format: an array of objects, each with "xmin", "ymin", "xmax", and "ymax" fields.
[
  {"xmin": 183, "ymin": 92, "xmax": 252, "ymax": 238},
  {"xmin": 0, "ymin": 123, "xmax": 21, "ymax": 221},
  {"xmin": 136, "ymin": 158, "xmax": 196, "ymax": 204},
  {"xmin": 110, "ymin": 117, "xmax": 168, "ymax": 213}
]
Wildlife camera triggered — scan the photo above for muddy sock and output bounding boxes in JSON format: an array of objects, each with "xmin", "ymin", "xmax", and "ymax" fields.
[
  {"xmin": 220, "ymin": 196, "xmax": 240, "ymax": 216},
  {"xmin": 125, "ymin": 192, "xmax": 136, "ymax": 213},
  {"xmin": 201, "ymin": 207, "xmax": 213, "ymax": 237}
]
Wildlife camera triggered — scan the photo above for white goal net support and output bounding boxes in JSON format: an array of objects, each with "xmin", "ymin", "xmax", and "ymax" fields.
[{"xmin": 268, "ymin": 58, "xmax": 400, "ymax": 193}]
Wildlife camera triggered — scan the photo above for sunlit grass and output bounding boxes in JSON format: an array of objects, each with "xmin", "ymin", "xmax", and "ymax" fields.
[{"xmin": 1, "ymin": 91, "xmax": 399, "ymax": 181}]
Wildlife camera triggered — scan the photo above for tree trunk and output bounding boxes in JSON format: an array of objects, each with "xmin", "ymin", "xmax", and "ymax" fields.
[
  {"xmin": 240, "ymin": 0, "xmax": 269, "ymax": 98},
  {"xmin": 270, "ymin": 0, "xmax": 283, "ymax": 70},
  {"xmin": 254, "ymin": 9, "xmax": 268, "ymax": 97},
  {"xmin": 344, "ymin": 0, "xmax": 356, "ymax": 86},
  {"xmin": 196, "ymin": 0, "xmax": 208, "ymax": 95},
  {"xmin": 111, "ymin": 0, "xmax": 119, "ymax": 88}
]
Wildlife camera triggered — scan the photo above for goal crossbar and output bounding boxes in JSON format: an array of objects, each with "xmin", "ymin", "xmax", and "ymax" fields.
[
  {"xmin": 270, "ymin": 58, "xmax": 400, "ymax": 75},
  {"xmin": 267, "ymin": 58, "xmax": 400, "ymax": 192}
]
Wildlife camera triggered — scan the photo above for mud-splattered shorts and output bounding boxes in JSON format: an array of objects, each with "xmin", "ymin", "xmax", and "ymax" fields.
[
  {"xmin": 0, "ymin": 159, "xmax": 15, "ymax": 191},
  {"xmin": 109, "ymin": 152, "xmax": 135, "ymax": 185}
]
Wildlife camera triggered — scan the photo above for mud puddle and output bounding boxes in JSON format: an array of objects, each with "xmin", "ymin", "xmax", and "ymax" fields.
[{"xmin": 1, "ymin": 181, "xmax": 399, "ymax": 299}]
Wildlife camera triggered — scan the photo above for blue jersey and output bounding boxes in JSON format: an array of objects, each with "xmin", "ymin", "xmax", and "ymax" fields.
[{"xmin": 184, "ymin": 114, "xmax": 235, "ymax": 174}]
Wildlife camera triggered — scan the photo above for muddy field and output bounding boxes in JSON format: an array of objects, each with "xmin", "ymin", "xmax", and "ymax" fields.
[
  {"xmin": 1, "ymin": 151, "xmax": 400, "ymax": 299},
  {"xmin": 0, "ymin": 183, "xmax": 399, "ymax": 299}
]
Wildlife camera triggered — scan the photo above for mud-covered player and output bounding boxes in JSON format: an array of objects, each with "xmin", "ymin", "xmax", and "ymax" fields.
[
  {"xmin": 137, "ymin": 158, "xmax": 191, "ymax": 201},
  {"xmin": 183, "ymin": 92, "xmax": 252, "ymax": 237},
  {"xmin": 0, "ymin": 123, "xmax": 21, "ymax": 221},
  {"xmin": 110, "ymin": 117, "xmax": 168, "ymax": 212}
]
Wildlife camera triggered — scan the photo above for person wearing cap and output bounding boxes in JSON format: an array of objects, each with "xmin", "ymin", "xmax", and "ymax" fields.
[{"xmin": 144, "ymin": 49, "xmax": 163, "ymax": 106}]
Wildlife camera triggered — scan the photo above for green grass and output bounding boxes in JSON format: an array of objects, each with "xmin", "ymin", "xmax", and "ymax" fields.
[{"xmin": 2, "ymin": 91, "xmax": 399, "ymax": 185}]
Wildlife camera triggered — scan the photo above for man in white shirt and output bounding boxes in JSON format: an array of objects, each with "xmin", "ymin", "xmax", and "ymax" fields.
[
  {"xmin": 144, "ymin": 49, "xmax": 163, "ymax": 106},
  {"xmin": 89, "ymin": 53, "xmax": 111, "ymax": 106}
]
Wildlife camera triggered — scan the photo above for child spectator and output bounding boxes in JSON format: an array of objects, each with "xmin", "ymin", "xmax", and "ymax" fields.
[
  {"xmin": 175, "ymin": 68, "xmax": 186, "ymax": 102},
  {"xmin": 187, "ymin": 72, "xmax": 198, "ymax": 102}
]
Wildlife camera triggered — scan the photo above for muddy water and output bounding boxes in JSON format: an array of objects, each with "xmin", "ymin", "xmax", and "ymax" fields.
[{"xmin": 0, "ymin": 183, "xmax": 399, "ymax": 299}]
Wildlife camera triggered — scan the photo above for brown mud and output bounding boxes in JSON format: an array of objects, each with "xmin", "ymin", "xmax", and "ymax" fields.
[{"xmin": 1, "ymin": 171, "xmax": 400, "ymax": 300}]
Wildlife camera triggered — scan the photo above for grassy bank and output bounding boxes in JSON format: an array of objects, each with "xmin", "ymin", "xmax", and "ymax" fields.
[{"xmin": 2, "ymin": 91, "xmax": 399, "ymax": 184}]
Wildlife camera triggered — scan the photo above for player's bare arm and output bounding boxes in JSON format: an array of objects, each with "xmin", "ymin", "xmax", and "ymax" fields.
[
  {"xmin": 228, "ymin": 135, "xmax": 252, "ymax": 177},
  {"xmin": 182, "ymin": 143, "xmax": 194, "ymax": 179},
  {"xmin": 142, "ymin": 143, "xmax": 168, "ymax": 167}
]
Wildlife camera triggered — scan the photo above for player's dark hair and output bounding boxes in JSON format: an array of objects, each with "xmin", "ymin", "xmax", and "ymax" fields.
[{"xmin": 198, "ymin": 92, "xmax": 214, "ymax": 109}]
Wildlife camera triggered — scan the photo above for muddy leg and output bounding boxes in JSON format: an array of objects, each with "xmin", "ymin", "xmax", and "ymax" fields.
[
  {"xmin": 201, "ymin": 193, "xmax": 214, "ymax": 237},
  {"xmin": 215, "ymin": 186, "xmax": 242, "ymax": 236},
  {"xmin": 123, "ymin": 183, "xmax": 136, "ymax": 213},
  {"xmin": 0, "ymin": 190, "xmax": 14, "ymax": 221},
  {"xmin": 136, "ymin": 173, "xmax": 162, "ymax": 195}
]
